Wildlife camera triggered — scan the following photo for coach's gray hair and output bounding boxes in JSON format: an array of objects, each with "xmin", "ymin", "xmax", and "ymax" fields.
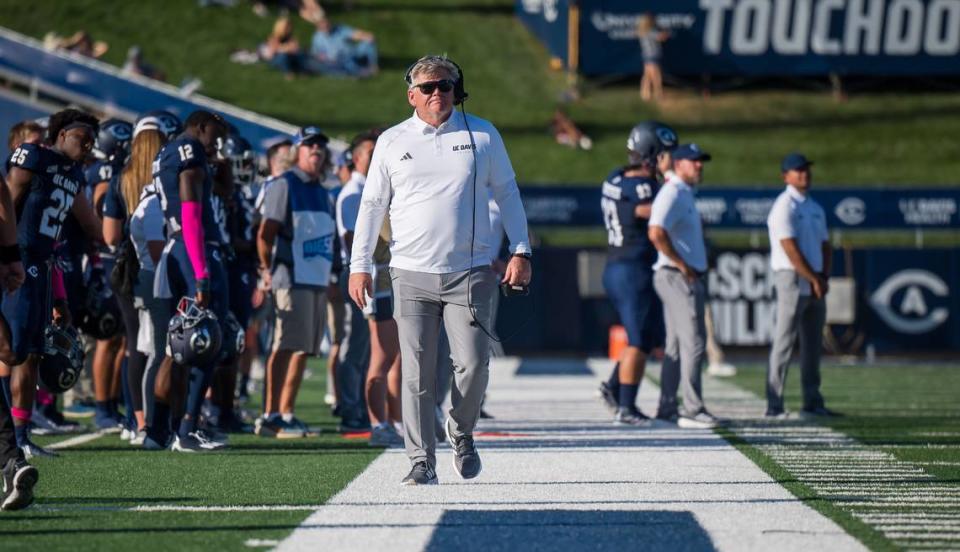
[{"xmin": 407, "ymin": 55, "xmax": 460, "ymax": 86}]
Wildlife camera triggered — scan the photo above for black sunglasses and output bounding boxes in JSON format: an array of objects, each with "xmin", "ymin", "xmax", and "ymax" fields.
[{"xmin": 413, "ymin": 79, "xmax": 454, "ymax": 95}]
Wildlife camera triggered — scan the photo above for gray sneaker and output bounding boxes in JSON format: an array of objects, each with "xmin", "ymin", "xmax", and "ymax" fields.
[
  {"xmin": 613, "ymin": 407, "xmax": 652, "ymax": 427},
  {"xmin": 401, "ymin": 461, "xmax": 438, "ymax": 486},
  {"xmin": 678, "ymin": 410, "xmax": 720, "ymax": 429},
  {"xmin": 369, "ymin": 424, "xmax": 404, "ymax": 447},
  {"xmin": 445, "ymin": 417, "xmax": 482, "ymax": 480},
  {"xmin": 276, "ymin": 419, "xmax": 306, "ymax": 439}
]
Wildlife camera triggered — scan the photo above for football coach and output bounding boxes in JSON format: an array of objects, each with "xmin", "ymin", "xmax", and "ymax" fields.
[{"xmin": 349, "ymin": 55, "xmax": 532, "ymax": 486}]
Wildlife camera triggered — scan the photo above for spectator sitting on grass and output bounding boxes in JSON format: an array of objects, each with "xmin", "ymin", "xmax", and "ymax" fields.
[
  {"xmin": 122, "ymin": 46, "xmax": 166, "ymax": 82},
  {"xmin": 259, "ymin": 15, "xmax": 306, "ymax": 79},
  {"xmin": 43, "ymin": 30, "xmax": 108, "ymax": 58},
  {"xmin": 308, "ymin": 12, "xmax": 378, "ymax": 77}
]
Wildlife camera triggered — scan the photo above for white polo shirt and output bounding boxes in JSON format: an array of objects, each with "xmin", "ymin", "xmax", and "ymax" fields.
[
  {"xmin": 351, "ymin": 110, "xmax": 531, "ymax": 274},
  {"xmin": 649, "ymin": 176, "xmax": 707, "ymax": 272},
  {"xmin": 336, "ymin": 170, "xmax": 365, "ymax": 265},
  {"xmin": 767, "ymin": 185, "xmax": 828, "ymax": 292}
]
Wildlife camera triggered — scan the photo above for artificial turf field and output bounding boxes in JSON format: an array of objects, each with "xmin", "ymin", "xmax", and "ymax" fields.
[{"xmin": 0, "ymin": 359, "xmax": 956, "ymax": 550}]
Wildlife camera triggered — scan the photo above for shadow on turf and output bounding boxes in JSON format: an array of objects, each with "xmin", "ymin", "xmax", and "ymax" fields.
[{"xmin": 424, "ymin": 510, "xmax": 715, "ymax": 551}]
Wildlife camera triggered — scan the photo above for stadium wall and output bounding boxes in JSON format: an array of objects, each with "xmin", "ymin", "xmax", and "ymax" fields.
[
  {"xmin": 517, "ymin": 0, "xmax": 960, "ymax": 76},
  {"xmin": 497, "ymin": 247, "xmax": 960, "ymax": 355}
]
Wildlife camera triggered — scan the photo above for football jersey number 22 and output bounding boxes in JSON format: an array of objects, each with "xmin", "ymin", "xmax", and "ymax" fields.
[{"xmin": 39, "ymin": 188, "xmax": 74, "ymax": 239}]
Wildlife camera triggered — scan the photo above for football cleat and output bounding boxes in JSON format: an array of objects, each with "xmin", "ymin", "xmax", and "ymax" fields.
[{"xmin": 1, "ymin": 458, "xmax": 38, "ymax": 511}]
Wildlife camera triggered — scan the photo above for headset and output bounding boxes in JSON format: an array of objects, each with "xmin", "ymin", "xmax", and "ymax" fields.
[{"xmin": 404, "ymin": 55, "xmax": 532, "ymax": 343}]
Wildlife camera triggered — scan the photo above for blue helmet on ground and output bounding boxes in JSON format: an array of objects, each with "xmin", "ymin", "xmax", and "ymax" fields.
[
  {"xmin": 39, "ymin": 324, "xmax": 85, "ymax": 394},
  {"xmin": 94, "ymin": 119, "xmax": 134, "ymax": 162},
  {"xmin": 168, "ymin": 298, "xmax": 222, "ymax": 366}
]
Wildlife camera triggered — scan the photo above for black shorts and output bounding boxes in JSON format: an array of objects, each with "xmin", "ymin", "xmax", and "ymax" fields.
[{"xmin": 371, "ymin": 295, "xmax": 393, "ymax": 322}]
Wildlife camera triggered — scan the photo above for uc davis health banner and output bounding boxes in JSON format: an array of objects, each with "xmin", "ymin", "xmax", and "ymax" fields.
[
  {"xmin": 517, "ymin": 0, "xmax": 960, "ymax": 76},
  {"xmin": 707, "ymin": 248, "xmax": 960, "ymax": 350},
  {"xmin": 519, "ymin": 186, "xmax": 960, "ymax": 229}
]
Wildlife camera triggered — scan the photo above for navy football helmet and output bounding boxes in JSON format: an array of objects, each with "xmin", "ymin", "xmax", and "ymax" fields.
[
  {"xmin": 78, "ymin": 270, "xmax": 123, "ymax": 340},
  {"xmin": 220, "ymin": 311, "xmax": 246, "ymax": 362},
  {"xmin": 94, "ymin": 119, "xmax": 134, "ymax": 163},
  {"xmin": 219, "ymin": 134, "xmax": 256, "ymax": 187},
  {"xmin": 138, "ymin": 110, "xmax": 183, "ymax": 140},
  {"xmin": 39, "ymin": 324, "xmax": 84, "ymax": 394},
  {"xmin": 626, "ymin": 124, "xmax": 664, "ymax": 166},
  {"xmin": 631, "ymin": 120, "xmax": 678, "ymax": 151},
  {"xmin": 168, "ymin": 298, "xmax": 222, "ymax": 366}
]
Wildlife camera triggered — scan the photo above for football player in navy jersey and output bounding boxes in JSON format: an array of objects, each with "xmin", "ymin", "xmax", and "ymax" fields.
[
  {"xmin": 599, "ymin": 124, "xmax": 667, "ymax": 426},
  {"xmin": 3, "ymin": 108, "xmax": 103, "ymax": 457},
  {"xmin": 0, "ymin": 122, "xmax": 43, "ymax": 414},
  {"xmin": 215, "ymin": 134, "xmax": 258, "ymax": 432},
  {"xmin": 152, "ymin": 110, "xmax": 229, "ymax": 452},
  {"xmin": 85, "ymin": 119, "xmax": 135, "ymax": 433},
  {"xmin": 0, "ymin": 121, "xmax": 37, "ymax": 510}
]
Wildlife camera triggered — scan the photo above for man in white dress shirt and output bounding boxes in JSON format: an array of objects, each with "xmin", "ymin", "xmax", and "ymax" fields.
[
  {"xmin": 348, "ymin": 55, "xmax": 532, "ymax": 485},
  {"xmin": 648, "ymin": 143, "xmax": 719, "ymax": 429},
  {"xmin": 766, "ymin": 153, "xmax": 838, "ymax": 418}
]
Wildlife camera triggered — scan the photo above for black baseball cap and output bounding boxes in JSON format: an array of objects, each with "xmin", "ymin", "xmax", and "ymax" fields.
[{"xmin": 781, "ymin": 152, "xmax": 813, "ymax": 172}]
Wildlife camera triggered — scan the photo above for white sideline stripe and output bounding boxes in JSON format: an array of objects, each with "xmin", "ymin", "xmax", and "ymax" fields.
[
  {"xmin": 274, "ymin": 359, "xmax": 865, "ymax": 552},
  {"xmin": 45, "ymin": 431, "xmax": 109, "ymax": 450},
  {"xmin": 246, "ymin": 540, "xmax": 281, "ymax": 548}
]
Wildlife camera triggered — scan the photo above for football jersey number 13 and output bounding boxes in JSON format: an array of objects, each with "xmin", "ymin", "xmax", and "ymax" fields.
[{"xmin": 39, "ymin": 188, "xmax": 74, "ymax": 239}]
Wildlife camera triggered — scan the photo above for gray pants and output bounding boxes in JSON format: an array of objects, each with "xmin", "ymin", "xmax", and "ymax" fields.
[
  {"xmin": 653, "ymin": 269, "xmax": 707, "ymax": 418},
  {"xmin": 767, "ymin": 270, "xmax": 826, "ymax": 413},
  {"xmin": 135, "ymin": 270, "xmax": 171, "ymax": 429},
  {"xmin": 337, "ymin": 268, "xmax": 370, "ymax": 425},
  {"xmin": 392, "ymin": 266, "xmax": 496, "ymax": 467}
]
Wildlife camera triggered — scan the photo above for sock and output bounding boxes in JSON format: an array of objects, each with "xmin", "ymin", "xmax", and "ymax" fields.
[
  {"xmin": 281, "ymin": 412, "xmax": 294, "ymax": 423},
  {"xmin": 180, "ymin": 365, "xmax": 213, "ymax": 437},
  {"xmin": 95, "ymin": 400, "xmax": 112, "ymax": 420},
  {"xmin": 121, "ymin": 357, "xmax": 135, "ymax": 428},
  {"xmin": 607, "ymin": 363, "xmax": 620, "ymax": 390},
  {"xmin": 14, "ymin": 424, "xmax": 29, "ymax": 448},
  {"xmin": 618, "ymin": 383, "xmax": 639, "ymax": 410},
  {"xmin": 0, "ymin": 376, "xmax": 11, "ymax": 409}
]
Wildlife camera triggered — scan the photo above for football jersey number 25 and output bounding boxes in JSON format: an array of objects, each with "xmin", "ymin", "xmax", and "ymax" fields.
[{"xmin": 39, "ymin": 188, "xmax": 74, "ymax": 239}]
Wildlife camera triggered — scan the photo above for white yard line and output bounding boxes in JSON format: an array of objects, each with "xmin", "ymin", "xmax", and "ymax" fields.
[
  {"xmin": 699, "ymin": 371, "xmax": 960, "ymax": 552},
  {"xmin": 45, "ymin": 430, "xmax": 109, "ymax": 450},
  {"xmin": 275, "ymin": 358, "xmax": 864, "ymax": 552}
]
